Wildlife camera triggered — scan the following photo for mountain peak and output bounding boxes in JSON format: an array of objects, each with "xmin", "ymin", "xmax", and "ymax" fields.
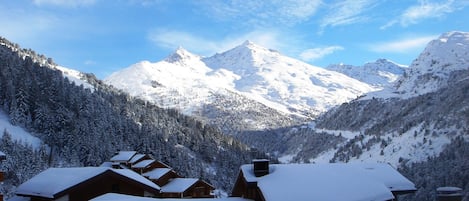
[
  {"xmin": 164, "ymin": 46, "xmax": 200, "ymax": 64},
  {"xmin": 236, "ymin": 40, "xmax": 276, "ymax": 53},
  {"xmin": 438, "ymin": 31, "xmax": 469, "ymax": 43},
  {"xmin": 241, "ymin": 40, "xmax": 255, "ymax": 47},
  {"xmin": 395, "ymin": 31, "xmax": 469, "ymax": 97}
]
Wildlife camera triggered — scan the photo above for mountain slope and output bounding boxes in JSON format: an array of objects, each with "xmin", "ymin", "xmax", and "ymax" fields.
[
  {"xmin": 395, "ymin": 31, "xmax": 469, "ymax": 98},
  {"xmin": 105, "ymin": 47, "xmax": 302, "ymax": 133},
  {"xmin": 308, "ymin": 31, "xmax": 469, "ymax": 164},
  {"xmin": 106, "ymin": 41, "xmax": 376, "ymax": 135},
  {"xmin": 0, "ymin": 36, "xmax": 258, "ymax": 196},
  {"xmin": 294, "ymin": 31, "xmax": 469, "ymax": 201},
  {"xmin": 203, "ymin": 41, "xmax": 376, "ymax": 116},
  {"xmin": 326, "ymin": 59, "xmax": 407, "ymax": 88}
]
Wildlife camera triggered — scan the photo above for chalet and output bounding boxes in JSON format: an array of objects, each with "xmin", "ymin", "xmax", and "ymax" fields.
[
  {"xmin": 110, "ymin": 151, "xmax": 137, "ymax": 167},
  {"xmin": 232, "ymin": 160, "xmax": 416, "ymax": 201},
  {"xmin": 90, "ymin": 193, "xmax": 252, "ymax": 201},
  {"xmin": 132, "ymin": 160, "xmax": 171, "ymax": 174},
  {"xmin": 142, "ymin": 168, "xmax": 181, "ymax": 186},
  {"xmin": 12, "ymin": 167, "xmax": 160, "ymax": 201},
  {"xmin": 129, "ymin": 154, "xmax": 151, "ymax": 165},
  {"xmin": 106, "ymin": 151, "xmax": 214, "ymax": 198},
  {"xmin": 109, "ymin": 151, "xmax": 171, "ymax": 170},
  {"xmin": 160, "ymin": 178, "xmax": 215, "ymax": 198}
]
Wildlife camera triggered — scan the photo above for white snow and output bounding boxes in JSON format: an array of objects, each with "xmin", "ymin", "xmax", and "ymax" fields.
[
  {"xmin": 239, "ymin": 163, "xmax": 415, "ymax": 201},
  {"xmin": 395, "ymin": 31, "xmax": 469, "ymax": 98},
  {"xmin": 90, "ymin": 193, "xmax": 253, "ymax": 201},
  {"xmin": 327, "ymin": 59, "xmax": 407, "ymax": 88},
  {"xmin": 129, "ymin": 154, "xmax": 146, "ymax": 164},
  {"xmin": 110, "ymin": 151, "xmax": 137, "ymax": 162},
  {"xmin": 315, "ymin": 128, "xmax": 361, "ymax": 139},
  {"xmin": 358, "ymin": 31, "xmax": 469, "ymax": 100},
  {"xmin": 53, "ymin": 65, "xmax": 94, "ymax": 91},
  {"xmin": 105, "ymin": 41, "xmax": 376, "ymax": 120},
  {"xmin": 277, "ymin": 154, "xmax": 295, "ymax": 163},
  {"xmin": 142, "ymin": 168, "xmax": 172, "ymax": 180},
  {"xmin": 310, "ymin": 122, "xmax": 454, "ymax": 167},
  {"xmin": 349, "ymin": 163, "xmax": 416, "ymax": 191},
  {"xmin": 0, "ymin": 110, "xmax": 42, "ymax": 149},
  {"xmin": 132, "ymin": 159, "xmax": 155, "ymax": 169},
  {"xmin": 15, "ymin": 167, "xmax": 160, "ymax": 198},
  {"xmin": 160, "ymin": 178, "xmax": 198, "ymax": 193}
]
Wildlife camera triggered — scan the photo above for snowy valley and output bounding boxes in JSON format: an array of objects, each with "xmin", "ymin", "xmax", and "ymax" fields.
[{"xmin": 0, "ymin": 31, "xmax": 468, "ymax": 201}]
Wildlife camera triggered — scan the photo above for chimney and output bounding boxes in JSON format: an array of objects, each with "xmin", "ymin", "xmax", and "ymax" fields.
[
  {"xmin": 253, "ymin": 159, "xmax": 269, "ymax": 177},
  {"xmin": 436, "ymin": 187, "xmax": 462, "ymax": 201}
]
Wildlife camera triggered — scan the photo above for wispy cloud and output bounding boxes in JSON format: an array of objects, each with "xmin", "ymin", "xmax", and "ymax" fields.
[
  {"xmin": 147, "ymin": 29, "xmax": 287, "ymax": 56},
  {"xmin": 368, "ymin": 35, "xmax": 437, "ymax": 53},
  {"xmin": 194, "ymin": 0, "xmax": 322, "ymax": 26},
  {"xmin": 381, "ymin": 0, "xmax": 463, "ymax": 29},
  {"xmin": 319, "ymin": 0, "xmax": 377, "ymax": 33},
  {"xmin": 126, "ymin": 0, "xmax": 166, "ymax": 6},
  {"xmin": 0, "ymin": 6, "xmax": 60, "ymax": 44},
  {"xmin": 299, "ymin": 46, "xmax": 344, "ymax": 62},
  {"xmin": 33, "ymin": 0, "xmax": 96, "ymax": 7}
]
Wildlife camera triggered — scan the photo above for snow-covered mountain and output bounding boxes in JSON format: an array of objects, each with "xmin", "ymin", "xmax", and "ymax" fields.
[
  {"xmin": 395, "ymin": 31, "xmax": 469, "ymax": 97},
  {"xmin": 292, "ymin": 31, "xmax": 469, "ymax": 171},
  {"xmin": 106, "ymin": 41, "xmax": 376, "ymax": 132},
  {"xmin": 326, "ymin": 59, "xmax": 407, "ymax": 88}
]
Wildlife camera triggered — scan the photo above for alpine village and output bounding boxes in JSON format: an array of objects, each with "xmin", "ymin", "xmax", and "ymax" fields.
[{"xmin": 0, "ymin": 24, "xmax": 468, "ymax": 201}]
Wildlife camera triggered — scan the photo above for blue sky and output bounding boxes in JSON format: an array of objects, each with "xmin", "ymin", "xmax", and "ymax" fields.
[{"xmin": 1, "ymin": 0, "xmax": 468, "ymax": 79}]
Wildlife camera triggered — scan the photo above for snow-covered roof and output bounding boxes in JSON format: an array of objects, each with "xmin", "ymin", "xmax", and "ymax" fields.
[
  {"xmin": 15, "ymin": 167, "xmax": 160, "ymax": 198},
  {"xmin": 90, "ymin": 193, "xmax": 253, "ymax": 201},
  {"xmin": 129, "ymin": 154, "xmax": 146, "ymax": 164},
  {"xmin": 350, "ymin": 163, "xmax": 416, "ymax": 191},
  {"xmin": 112, "ymin": 168, "xmax": 161, "ymax": 190},
  {"xmin": 99, "ymin": 161, "xmax": 113, "ymax": 168},
  {"xmin": 6, "ymin": 196, "xmax": 30, "ymax": 201},
  {"xmin": 110, "ymin": 151, "xmax": 137, "ymax": 162},
  {"xmin": 240, "ymin": 163, "xmax": 415, "ymax": 201},
  {"xmin": 132, "ymin": 159, "xmax": 155, "ymax": 169},
  {"xmin": 161, "ymin": 178, "xmax": 198, "ymax": 193},
  {"xmin": 142, "ymin": 168, "xmax": 172, "ymax": 180}
]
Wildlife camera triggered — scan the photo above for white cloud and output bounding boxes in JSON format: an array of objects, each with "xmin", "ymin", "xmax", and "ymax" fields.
[
  {"xmin": 319, "ymin": 0, "xmax": 376, "ymax": 32},
  {"xmin": 368, "ymin": 35, "xmax": 437, "ymax": 53},
  {"xmin": 0, "ymin": 6, "xmax": 60, "ymax": 45},
  {"xmin": 381, "ymin": 0, "xmax": 461, "ymax": 29},
  {"xmin": 194, "ymin": 0, "xmax": 322, "ymax": 26},
  {"xmin": 84, "ymin": 60, "xmax": 97, "ymax": 65},
  {"xmin": 299, "ymin": 46, "xmax": 344, "ymax": 62},
  {"xmin": 147, "ymin": 29, "xmax": 286, "ymax": 56},
  {"xmin": 33, "ymin": 0, "xmax": 96, "ymax": 7}
]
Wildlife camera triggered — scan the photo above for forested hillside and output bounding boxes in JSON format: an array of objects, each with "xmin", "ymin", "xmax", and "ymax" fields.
[
  {"xmin": 0, "ymin": 37, "xmax": 259, "ymax": 197},
  {"xmin": 311, "ymin": 70, "xmax": 469, "ymax": 200}
]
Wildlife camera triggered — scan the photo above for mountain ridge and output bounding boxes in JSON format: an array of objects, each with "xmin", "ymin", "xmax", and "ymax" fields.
[
  {"xmin": 300, "ymin": 31, "xmax": 469, "ymax": 201},
  {"xmin": 106, "ymin": 41, "xmax": 376, "ymax": 132},
  {"xmin": 326, "ymin": 59, "xmax": 407, "ymax": 88}
]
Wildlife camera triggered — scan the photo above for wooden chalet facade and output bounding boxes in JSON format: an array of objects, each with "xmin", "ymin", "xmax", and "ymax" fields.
[
  {"xmin": 12, "ymin": 151, "xmax": 215, "ymax": 201},
  {"xmin": 14, "ymin": 167, "xmax": 160, "ymax": 201},
  {"xmin": 132, "ymin": 160, "xmax": 171, "ymax": 174},
  {"xmin": 232, "ymin": 160, "xmax": 416, "ymax": 201},
  {"xmin": 106, "ymin": 151, "xmax": 215, "ymax": 198}
]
